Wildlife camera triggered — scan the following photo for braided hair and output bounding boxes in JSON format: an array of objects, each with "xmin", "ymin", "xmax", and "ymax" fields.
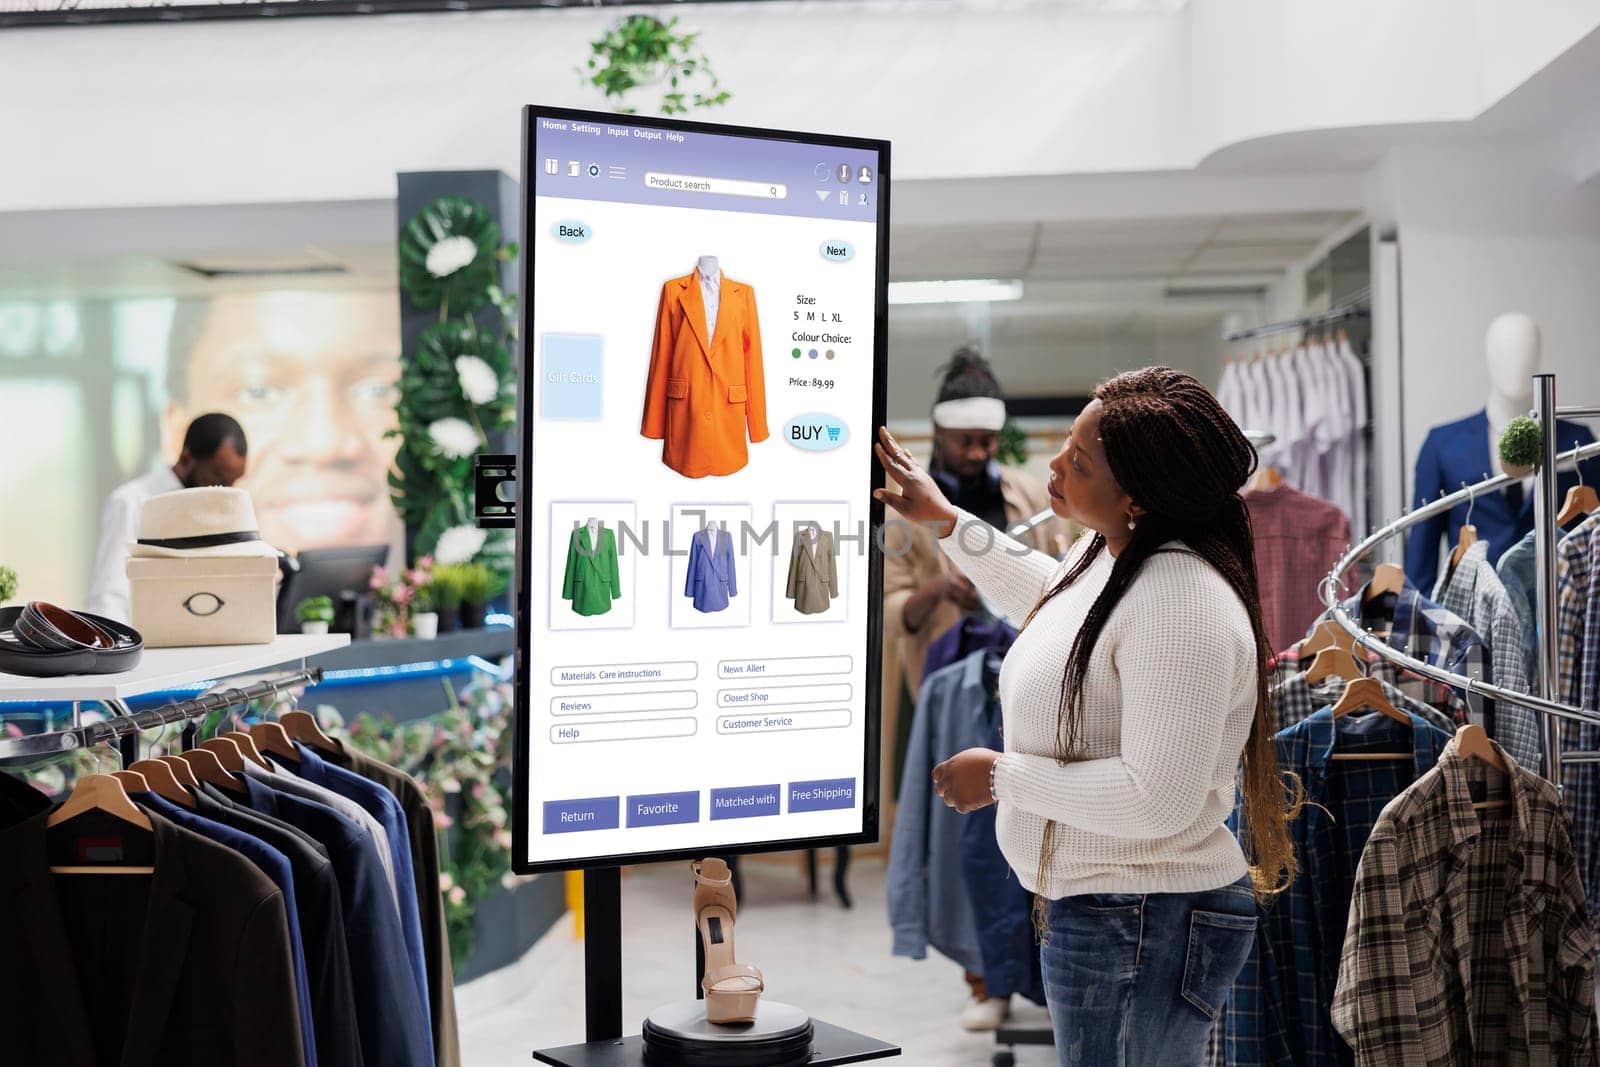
[
  {"xmin": 1024, "ymin": 366, "xmax": 1298, "ymax": 905},
  {"xmin": 933, "ymin": 346, "xmax": 1003, "ymax": 405}
]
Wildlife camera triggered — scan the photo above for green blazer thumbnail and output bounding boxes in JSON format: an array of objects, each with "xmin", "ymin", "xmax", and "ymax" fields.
[{"xmin": 562, "ymin": 522, "xmax": 621, "ymax": 616}]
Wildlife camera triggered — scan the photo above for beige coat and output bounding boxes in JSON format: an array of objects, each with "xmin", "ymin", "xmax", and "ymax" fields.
[{"xmin": 785, "ymin": 529, "xmax": 838, "ymax": 614}]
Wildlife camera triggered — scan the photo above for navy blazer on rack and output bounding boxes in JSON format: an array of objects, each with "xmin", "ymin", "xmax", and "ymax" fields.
[
  {"xmin": 685, "ymin": 526, "xmax": 737, "ymax": 612},
  {"xmin": 1405, "ymin": 410, "xmax": 1600, "ymax": 588}
]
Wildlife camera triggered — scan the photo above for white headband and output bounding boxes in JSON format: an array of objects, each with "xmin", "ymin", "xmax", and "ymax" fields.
[{"xmin": 932, "ymin": 397, "xmax": 1006, "ymax": 431}]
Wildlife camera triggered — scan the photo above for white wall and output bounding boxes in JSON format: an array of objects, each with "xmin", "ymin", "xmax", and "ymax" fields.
[
  {"xmin": 1365, "ymin": 143, "xmax": 1600, "ymax": 505},
  {"xmin": 1, "ymin": 0, "xmax": 1596, "ymax": 213}
]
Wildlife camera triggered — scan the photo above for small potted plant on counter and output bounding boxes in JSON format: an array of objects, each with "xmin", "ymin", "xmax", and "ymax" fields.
[
  {"xmin": 296, "ymin": 595, "xmax": 334, "ymax": 636},
  {"xmin": 440, "ymin": 562, "xmax": 505, "ymax": 630},
  {"xmin": 431, "ymin": 567, "xmax": 462, "ymax": 634},
  {"xmin": 408, "ymin": 556, "xmax": 438, "ymax": 640},
  {"xmin": 0, "ymin": 565, "xmax": 17, "ymax": 607}
]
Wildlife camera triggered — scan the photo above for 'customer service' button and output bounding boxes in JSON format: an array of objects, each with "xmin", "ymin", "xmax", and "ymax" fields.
[
  {"xmin": 788, "ymin": 778, "xmax": 857, "ymax": 813},
  {"xmin": 627, "ymin": 790, "xmax": 700, "ymax": 828},
  {"xmin": 710, "ymin": 784, "xmax": 781, "ymax": 821},
  {"xmin": 543, "ymin": 796, "xmax": 620, "ymax": 835}
]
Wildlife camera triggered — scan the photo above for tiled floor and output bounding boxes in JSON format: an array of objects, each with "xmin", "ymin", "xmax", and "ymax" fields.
[{"xmin": 457, "ymin": 854, "xmax": 1060, "ymax": 1066}]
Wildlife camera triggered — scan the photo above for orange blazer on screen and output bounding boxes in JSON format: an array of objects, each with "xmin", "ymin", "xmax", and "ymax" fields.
[{"xmin": 640, "ymin": 270, "xmax": 769, "ymax": 478}]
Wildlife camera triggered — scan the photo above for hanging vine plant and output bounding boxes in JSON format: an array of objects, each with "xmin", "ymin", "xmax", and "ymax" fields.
[
  {"xmin": 399, "ymin": 196, "xmax": 504, "ymax": 321},
  {"xmin": 392, "ymin": 195, "xmax": 519, "ymax": 575},
  {"xmin": 582, "ymin": 14, "xmax": 731, "ymax": 115}
]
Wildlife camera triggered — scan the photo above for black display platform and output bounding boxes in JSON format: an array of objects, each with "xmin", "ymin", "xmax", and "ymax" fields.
[{"xmin": 531, "ymin": 1019, "xmax": 900, "ymax": 1066}]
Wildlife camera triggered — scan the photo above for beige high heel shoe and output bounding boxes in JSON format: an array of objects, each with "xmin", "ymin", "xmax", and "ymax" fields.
[{"xmin": 693, "ymin": 858, "xmax": 765, "ymax": 1024}]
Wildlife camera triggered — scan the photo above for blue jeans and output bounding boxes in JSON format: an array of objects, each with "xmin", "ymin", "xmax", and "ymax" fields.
[{"xmin": 1042, "ymin": 874, "xmax": 1256, "ymax": 1066}]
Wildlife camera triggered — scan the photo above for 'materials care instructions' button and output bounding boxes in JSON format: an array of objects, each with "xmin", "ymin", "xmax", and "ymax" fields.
[
  {"xmin": 543, "ymin": 796, "xmax": 620, "ymax": 835},
  {"xmin": 788, "ymin": 778, "xmax": 857, "ymax": 813},
  {"xmin": 709, "ymin": 784, "xmax": 781, "ymax": 820},
  {"xmin": 627, "ymin": 790, "xmax": 700, "ymax": 828}
]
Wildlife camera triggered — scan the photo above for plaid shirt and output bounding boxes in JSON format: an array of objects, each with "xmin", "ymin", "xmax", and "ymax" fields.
[
  {"xmin": 1555, "ymin": 517, "xmax": 1600, "ymax": 923},
  {"xmin": 1228, "ymin": 707, "xmax": 1450, "ymax": 1066},
  {"xmin": 1433, "ymin": 540, "xmax": 1541, "ymax": 774},
  {"xmin": 1273, "ymin": 642, "xmax": 1470, "ymax": 737},
  {"xmin": 1332, "ymin": 736, "xmax": 1596, "ymax": 1065},
  {"xmin": 1321, "ymin": 581, "xmax": 1526, "ymax": 766},
  {"xmin": 1273, "ymin": 669, "xmax": 1456, "ymax": 735},
  {"xmin": 1497, "ymin": 530, "xmax": 1540, "ymax": 688}
]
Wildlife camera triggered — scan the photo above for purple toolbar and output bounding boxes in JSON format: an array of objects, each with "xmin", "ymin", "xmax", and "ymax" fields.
[{"xmin": 532, "ymin": 116, "xmax": 882, "ymax": 223}]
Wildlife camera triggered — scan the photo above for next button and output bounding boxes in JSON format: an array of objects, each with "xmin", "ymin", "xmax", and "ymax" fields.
[
  {"xmin": 788, "ymin": 778, "xmax": 856, "ymax": 813},
  {"xmin": 543, "ymin": 796, "xmax": 620, "ymax": 835},
  {"xmin": 627, "ymin": 790, "xmax": 700, "ymax": 828},
  {"xmin": 710, "ymin": 784, "xmax": 781, "ymax": 820}
]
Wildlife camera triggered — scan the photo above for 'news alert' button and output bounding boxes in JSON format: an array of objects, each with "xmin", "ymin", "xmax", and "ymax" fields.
[
  {"xmin": 543, "ymin": 796, "xmax": 620, "ymax": 835},
  {"xmin": 788, "ymin": 778, "xmax": 857, "ymax": 813},
  {"xmin": 710, "ymin": 784, "xmax": 781, "ymax": 820},
  {"xmin": 627, "ymin": 790, "xmax": 700, "ymax": 828}
]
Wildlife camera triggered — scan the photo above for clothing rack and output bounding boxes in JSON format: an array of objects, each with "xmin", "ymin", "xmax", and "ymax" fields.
[
  {"xmin": 1319, "ymin": 372, "xmax": 1600, "ymax": 787},
  {"xmin": 0, "ymin": 666, "xmax": 323, "ymax": 764},
  {"xmin": 1222, "ymin": 293, "xmax": 1371, "ymax": 343}
]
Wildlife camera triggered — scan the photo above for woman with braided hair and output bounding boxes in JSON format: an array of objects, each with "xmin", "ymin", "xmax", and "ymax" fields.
[{"xmin": 874, "ymin": 366, "xmax": 1296, "ymax": 1066}]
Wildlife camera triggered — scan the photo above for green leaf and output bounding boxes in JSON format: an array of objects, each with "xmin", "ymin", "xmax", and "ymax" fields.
[{"xmin": 397, "ymin": 196, "xmax": 500, "ymax": 315}]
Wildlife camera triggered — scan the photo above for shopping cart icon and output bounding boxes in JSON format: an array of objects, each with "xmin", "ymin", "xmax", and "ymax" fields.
[{"xmin": 826, "ymin": 427, "xmax": 841, "ymax": 442}]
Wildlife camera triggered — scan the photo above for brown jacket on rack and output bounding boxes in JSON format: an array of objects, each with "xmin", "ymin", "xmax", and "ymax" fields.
[
  {"xmin": 0, "ymin": 808, "xmax": 306, "ymax": 1067},
  {"xmin": 327, "ymin": 740, "xmax": 461, "ymax": 1067}
]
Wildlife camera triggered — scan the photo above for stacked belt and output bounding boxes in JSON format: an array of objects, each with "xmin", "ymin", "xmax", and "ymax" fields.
[{"xmin": 0, "ymin": 602, "xmax": 143, "ymax": 677}]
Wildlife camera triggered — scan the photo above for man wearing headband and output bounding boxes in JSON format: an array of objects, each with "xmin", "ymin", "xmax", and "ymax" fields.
[{"xmin": 881, "ymin": 350, "xmax": 1069, "ymax": 1028}]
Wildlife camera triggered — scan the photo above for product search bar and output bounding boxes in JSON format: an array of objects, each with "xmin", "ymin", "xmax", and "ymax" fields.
[{"xmin": 644, "ymin": 172, "xmax": 787, "ymax": 200}]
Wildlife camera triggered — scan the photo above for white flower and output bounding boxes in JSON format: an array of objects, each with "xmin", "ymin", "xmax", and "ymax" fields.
[
  {"xmin": 428, "ymin": 417, "xmax": 480, "ymax": 459},
  {"xmin": 435, "ymin": 525, "xmax": 487, "ymax": 565},
  {"xmin": 455, "ymin": 355, "xmax": 500, "ymax": 406},
  {"xmin": 425, "ymin": 235, "xmax": 477, "ymax": 279}
]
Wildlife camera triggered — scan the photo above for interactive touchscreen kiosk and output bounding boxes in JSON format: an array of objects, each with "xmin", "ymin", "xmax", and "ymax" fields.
[{"xmin": 512, "ymin": 107, "xmax": 890, "ymax": 875}]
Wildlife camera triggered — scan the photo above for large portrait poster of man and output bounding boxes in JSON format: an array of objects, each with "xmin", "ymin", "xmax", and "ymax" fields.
[
  {"xmin": 162, "ymin": 290, "xmax": 404, "ymax": 557},
  {"xmin": 0, "ymin": 287, "xmax": 402, "ymax": 607}
]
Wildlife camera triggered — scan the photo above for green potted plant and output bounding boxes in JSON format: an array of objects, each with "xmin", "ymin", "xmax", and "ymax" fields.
[
  {"xmin": 431, "ymin": 568, "xmax": 463, "ymax": 634},
  {"xmin": 440, "ymin": 562, "xmax": 504, "ymax": 630},
  {"xmin": 295, "ymin": 595, "xmax": 335, "ymax": 636},
  {"xmin": 406, "ymin": 557, "xmax": 438, "ymax": 640},
  {"xmin": 0, "ymin": 565, "xmax": 17, "ymax": 607}
]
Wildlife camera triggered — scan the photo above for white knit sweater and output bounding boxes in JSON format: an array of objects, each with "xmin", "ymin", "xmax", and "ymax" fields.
[{"xmin": 937, "ymin": 511, "xmax": 1257, "ymax": 898}]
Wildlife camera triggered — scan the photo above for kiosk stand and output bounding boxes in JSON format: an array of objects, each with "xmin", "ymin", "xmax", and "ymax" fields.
[{"xmin": 530, "ymin": 867, "xmax": 898, "ymax": 1066}]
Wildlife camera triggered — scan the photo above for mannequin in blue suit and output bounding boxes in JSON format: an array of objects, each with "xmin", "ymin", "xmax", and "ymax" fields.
[{"xmin": 1405, "ymin": 314, "xmax": 1600, "ymax": 588}]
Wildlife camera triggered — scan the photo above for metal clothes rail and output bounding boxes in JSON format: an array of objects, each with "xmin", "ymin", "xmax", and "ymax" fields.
[
  {"xmin": 1222, "ymin": 293, "xmax": 1371, "ymax": 343},
  {"xmin": 1319, "ymin": 373, "xmax": 1600, "ymax": 787},
  {"xmin": 0, "ymin": 666, "xmax": 322, "ymax": 763}
]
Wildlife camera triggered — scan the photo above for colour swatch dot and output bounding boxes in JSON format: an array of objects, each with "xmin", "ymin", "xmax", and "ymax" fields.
[
  {"xmin": 791, "ymin": 348, "xmax": 802, "ymax": 359},
  {"xmin": 825, "ymin": 349, "xmax": 836, "ymax": 360},
  {"xmin": 809, "ymin": 348, "xmax": 819, "ymax": 359}
]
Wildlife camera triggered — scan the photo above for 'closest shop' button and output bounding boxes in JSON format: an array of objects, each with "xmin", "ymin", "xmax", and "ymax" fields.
[{"xmin": 543, "ymin": 796, "xmax": 619, "ymax": 835}]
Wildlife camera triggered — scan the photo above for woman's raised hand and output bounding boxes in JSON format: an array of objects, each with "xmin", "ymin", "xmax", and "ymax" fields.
[{"xmin": 873, "ymin": 426, "xmax": 958, "ymax": 536}]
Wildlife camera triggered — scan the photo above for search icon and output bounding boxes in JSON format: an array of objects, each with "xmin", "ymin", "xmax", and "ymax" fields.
[{"xmin": 770, "ymin": 186, "xmax": 777, "ymax": 197}]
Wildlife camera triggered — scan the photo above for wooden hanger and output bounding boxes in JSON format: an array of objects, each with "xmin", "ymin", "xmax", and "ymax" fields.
[
  {"xmin": 1366, "ymin": 562, "xmax": 1405, "ymax": 600},
  {"xmin": 1251, "ymin": 466, "xmax": 1285, "ymax": 492},
  {"xmin": 47, "ymin": 772, "xmax": 155, "ymax": 875},
  {"xmin": 1329, "ymin": 677, "xmax": 1412, "ymax": 761},
  {"xmin": 1301, "ymin": 619, "xmax": 1357, "ymax": 657},
  {"xmin": 1454, "ymin": 724, "xmax": 1511, "ymax": 810},
  {"xmin": 176, "ymin": 747, "xmax": 247, "ymax": 795},
  {"xmin": 158, "ymin": 754, "xmax": 200, "ymax": 790},
  {"xmin": 249, "ymin": 721, "xmax": 301, "ymax": 763},
  {"xmin": 223, "ymin": 731, "xmax": 274, "ymax": 771},
  {"xmin": 281, "ymin": 710, "xmax": 341, "ymax": 756},
  {"xmin": 130, "ymin": 759, "xmax": 196, "ymax": 808},
  {"xmin": 111, "ymin": 769, "xmax": 149, "ymax": 794},
  {"xmin": 1306, "ymin": 645, "xmax": 1364, "ymax": 685},
  {"xmin": 1448, "ymin": 524, "xmax": 1478, "ymax": 571},
  {"xmin": 1558, "ymin": 477, "xmax": 1599, "ymax": 527},
  {"xmin": 200, "ymin": 736, "xmax": 249, "ymax": 774}
]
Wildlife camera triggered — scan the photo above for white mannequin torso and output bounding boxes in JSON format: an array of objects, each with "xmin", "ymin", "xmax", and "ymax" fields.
[
  {"xmin": 1484, "ymin": 312, "xmax": 1540, "ymax": 490},
  {"xmin": 586, "ymin": 517, "xmax": 601, "ymax": 546},
  {"xmin": 697, "ymin": 255, "xmax": 721, "ymax": 341},
  {"xmin": 705, "ymin": 520, "xmax": 720, "ymax": 553}
]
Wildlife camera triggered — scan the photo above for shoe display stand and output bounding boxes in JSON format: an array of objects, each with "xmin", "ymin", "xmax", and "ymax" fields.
[{"xmin": 530, "ymin": 867, "xmax": 901, "ymax": 1067}]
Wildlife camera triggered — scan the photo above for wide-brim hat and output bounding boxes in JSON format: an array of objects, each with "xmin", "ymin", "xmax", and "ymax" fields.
[{"xmin": 128, "ymin": 486, "xmax": 281, "ymax": 560}]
